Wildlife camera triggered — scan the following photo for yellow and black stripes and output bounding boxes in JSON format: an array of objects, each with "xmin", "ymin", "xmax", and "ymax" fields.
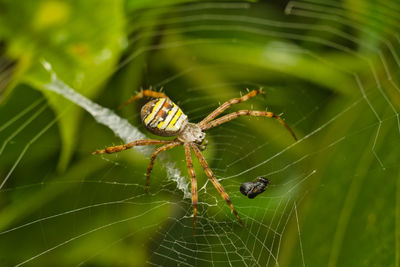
[{"xmin": 141, "ymin": 98, "xmax": 188, "ymax": 137}]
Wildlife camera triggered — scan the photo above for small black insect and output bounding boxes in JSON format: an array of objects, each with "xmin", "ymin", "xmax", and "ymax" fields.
[{"xmin": 240, "ymin": 177, "xmax": 270, "ymax": 199}]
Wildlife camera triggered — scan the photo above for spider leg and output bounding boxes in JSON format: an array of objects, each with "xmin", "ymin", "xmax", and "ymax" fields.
[
  {"xmin": 145, "ymin": 141, "xmax": 181, "ymax": 192},
  {"xmin": 198, "ymin": 89, "xmax": 264, "ymax": 128},
  {"xmin": 202, "ymin": 110, "xmax": 297, "ymax": 141},
  {"xmin": 184, "ymin": 143, "xmax": 198, "ymax": 234},
  {"xmin": 191, "ymin": 144, "xmax": 244, "ymax": 227},
  {"xmin": 118, "ymin": 88, "xmax": 169, "ymax": 110},
  {"xmin": 91, "ymin": 139, "xmax": 173, "ymax": 154}
]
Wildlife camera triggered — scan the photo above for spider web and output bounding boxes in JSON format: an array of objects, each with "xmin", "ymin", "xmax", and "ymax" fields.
[{"xmin": 1, "ymin": 1, "xmax": 399, "ymax": 266}]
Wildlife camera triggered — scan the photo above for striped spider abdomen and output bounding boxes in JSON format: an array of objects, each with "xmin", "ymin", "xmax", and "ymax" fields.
[{"xmin": 141, "ymin": 98, "xmax": 188, "ymax": 137}]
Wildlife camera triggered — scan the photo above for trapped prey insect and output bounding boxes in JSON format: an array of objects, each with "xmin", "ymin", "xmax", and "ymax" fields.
[
  {"xmin": 92, "ymin": 88, "xmax": 297, "ymax": 232},
  {"xmin": 240, "ymin": 177, "xmax": 270, "ymax": 199}
]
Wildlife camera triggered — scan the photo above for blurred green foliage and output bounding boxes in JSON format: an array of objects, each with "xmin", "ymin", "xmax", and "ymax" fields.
[
  {"xmin": 0, "ymin": 0, "xmax": 399, "ymax": 266},
  {"xmin": 0, "ymin": 0, "xmax": 125, "ymax": 171}
]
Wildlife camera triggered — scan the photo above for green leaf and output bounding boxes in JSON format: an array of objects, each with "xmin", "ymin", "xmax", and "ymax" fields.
[{"xmin": 1, "ymin": 0, "xmax": 125, "ymax": 171}]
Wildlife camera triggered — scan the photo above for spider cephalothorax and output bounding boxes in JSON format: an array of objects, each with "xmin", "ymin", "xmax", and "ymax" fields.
[{"xmin": 93, "ymin": 89, "xmax": 297, "ymax": 232}]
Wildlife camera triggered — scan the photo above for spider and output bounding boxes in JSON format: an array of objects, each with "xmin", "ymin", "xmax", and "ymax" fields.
[{"xmin": 92, "ymin": 89, "xmax": 297, "ymax": 230}]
